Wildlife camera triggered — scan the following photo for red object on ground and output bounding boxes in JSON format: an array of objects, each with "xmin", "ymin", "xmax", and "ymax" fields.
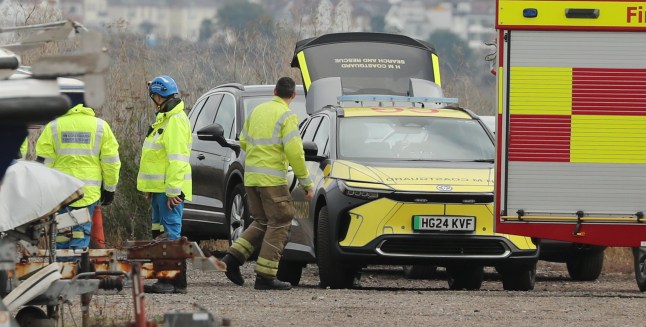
[{"xmin": 90, "ymin": 205, "xmax": 106, "ymax": 249}]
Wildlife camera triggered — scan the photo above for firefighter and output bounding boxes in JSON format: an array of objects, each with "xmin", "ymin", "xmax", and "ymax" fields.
[
  {"xmin": 221, "ymin": 77, "xmax": 314, "ymax": 290},
  {"xmin": 138, "ymin": 75, "xmax": 192, "ymax": 294},
  {"xmin": 35, "ymin": 93, "xmax": 121, "ymax": 254}
]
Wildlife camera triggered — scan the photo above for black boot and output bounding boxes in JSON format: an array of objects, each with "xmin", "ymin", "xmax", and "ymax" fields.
[
  {"xmin": 171, "ymin": 262, "xmax": 188, "ymax": 294},
  {"xmin": 221, "ymin": 254, "xmax": 244, "ymax": 286},
  {"xmin": 151, "ymin": 230, "xmax": 161, "ymax": 239},
  {"xmin": 143, "ymin": 279, "xmax": 175, "ymax": 294},
  {"xmin": 254, "ymin": 275, "xmax": 291, "ymax": 290}
]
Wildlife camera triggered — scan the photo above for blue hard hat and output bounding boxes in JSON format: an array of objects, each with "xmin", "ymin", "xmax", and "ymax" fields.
[{"xmin": 148, "ymin": 75, "xmax": 179, "ymax": 97}]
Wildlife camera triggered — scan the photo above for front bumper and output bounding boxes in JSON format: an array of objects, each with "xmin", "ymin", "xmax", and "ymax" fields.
[
  {"xmin": 337, "ymin": 234, "xmax": 538, "ymax": 266},
  {"xmin": 331, "ymin": 191, "xmax": 538, "ymax": 266}
]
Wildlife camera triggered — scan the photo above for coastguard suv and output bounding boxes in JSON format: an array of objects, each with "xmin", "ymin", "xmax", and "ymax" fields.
[
  {"xmin": 266, "ymin": 32, "xmax": 538, "ymax": 290},
  {"xmin": 277, "ymin": 97, "xmax": 539, "ymax": 290},
  {"xmin": 184, "ymin": 83, "xmax": 306, "ymax": 243}
]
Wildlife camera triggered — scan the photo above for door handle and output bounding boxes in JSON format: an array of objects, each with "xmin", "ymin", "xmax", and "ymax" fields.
[{"xmin": 197, "ymin": 154, "xmax": 205, "ymax": 160}]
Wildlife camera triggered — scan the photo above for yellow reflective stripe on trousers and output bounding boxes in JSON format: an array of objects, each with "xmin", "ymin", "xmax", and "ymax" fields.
[
  {"xmin": 152, "ymin": 223, "xmax": 163, "ymax": 231},
  {"xmin": 72, "ymin": 231, "xmax": 85, "ymax": 239},
  {"xmin": 230, "ymin": 237, "xmax": 255, "ymax": 260},
  {"xmin": 255, "ymin": 256, "xmax": 279, "ymax": 277},
  {"xmin": 56, "ymin": 235, "xmax": 70, "ymax": 242}
]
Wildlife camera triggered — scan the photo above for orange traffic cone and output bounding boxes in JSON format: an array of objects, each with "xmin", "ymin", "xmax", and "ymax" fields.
[{"xmin": 90, "ymin": 206, "xmax": 106, "ymax": 249}]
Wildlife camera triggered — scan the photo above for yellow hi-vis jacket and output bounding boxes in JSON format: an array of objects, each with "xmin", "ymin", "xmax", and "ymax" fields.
[
  {"xmin": 137, "ymin": 100, "xmax": 192, "ymax": 200},
  {"xmin": 240, "ymin": 96, "xmax": 313, "ymax": 190},
  {"xmin": 36, "ymin": 104, "xmax": 121, "ymax": 207}
]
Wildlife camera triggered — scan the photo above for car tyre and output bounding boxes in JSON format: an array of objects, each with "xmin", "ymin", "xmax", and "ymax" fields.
[
  {"xmin": 566, "ymin": 250, "xmax": 604, "ymax": 281},
  {"xmin": 632, "ymin": 247, "xmax": 646, "ymax": 292},
  {"xmin": 403, "ymin": 265, "xmax": 437, "ymax": 279},
  {"xmin": 501, "ymin": 263, "xmax": 536, "ymax": 291},
  {"xmin": 227, "ymin": 184, "xmax": 250, "ymax": 244},
  {"xmin": 317, "ymin": 205, "xmax": 356, "ymax": 289},
  {"xmin": 446, "ymin": 265, "xmax": 483, "ymax": 290},
  {"xmin": 277, "ymin": 260, "xmax": 304, "ymax": 286}
]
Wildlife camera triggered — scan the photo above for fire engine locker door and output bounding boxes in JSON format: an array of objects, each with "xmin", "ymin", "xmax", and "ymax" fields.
[{"xmin": 503, "ymin": 30, "xmax": 646, "ymax": 217}]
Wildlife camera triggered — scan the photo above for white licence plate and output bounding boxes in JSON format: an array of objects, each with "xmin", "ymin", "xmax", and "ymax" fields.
[{"xmin": 413, "ymin": 216, "xmax": 475, "ymax": 231}]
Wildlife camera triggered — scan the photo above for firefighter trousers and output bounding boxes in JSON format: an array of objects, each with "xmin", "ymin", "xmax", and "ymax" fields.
[{"xmin": 229, "ymin": 185, "xmax": 294, "ymax": 279}]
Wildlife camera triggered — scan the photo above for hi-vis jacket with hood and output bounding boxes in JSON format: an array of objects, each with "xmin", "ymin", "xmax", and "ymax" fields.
[
  {"xmin": 137, "ymin": 99, "xmax": 192, "ymax": 200},
  {"xmin": 240, "ymin": 96, "xmax": 312, "ymax": 190},
  {"xmin": 36, "ymin": 104, "xmax": 121, "ymax": 207}
]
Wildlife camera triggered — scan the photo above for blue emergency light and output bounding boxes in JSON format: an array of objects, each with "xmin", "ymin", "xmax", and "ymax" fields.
[{"xmin": 523, "ymin": 8, "xmax": 538, "ymax": 18}]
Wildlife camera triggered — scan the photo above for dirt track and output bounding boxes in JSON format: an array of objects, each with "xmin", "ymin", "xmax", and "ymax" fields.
[{"xmin": 83, "ymin": 261, "xmax": 646, "ymax": 326}]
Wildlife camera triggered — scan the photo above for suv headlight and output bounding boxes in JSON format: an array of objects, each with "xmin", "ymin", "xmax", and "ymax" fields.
[{"xmin": 337, "ymin": 180, "xmax": 394, "ymax": 200}]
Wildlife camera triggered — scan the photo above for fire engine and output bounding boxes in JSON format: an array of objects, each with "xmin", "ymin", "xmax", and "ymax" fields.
[{"xmin": 494, "ymin": 0, "xmax": 646, "ymax": 290}]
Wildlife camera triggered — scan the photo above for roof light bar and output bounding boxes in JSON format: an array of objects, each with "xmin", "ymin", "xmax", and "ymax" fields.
[{"xmin": 338, "ymin": 95, "xmax": 459, "ymax": 105}]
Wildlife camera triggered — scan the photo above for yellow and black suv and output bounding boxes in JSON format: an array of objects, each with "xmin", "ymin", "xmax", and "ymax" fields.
[{"xmin": 279, "ymin": 96, "xmax": 539, "ymax": 291}]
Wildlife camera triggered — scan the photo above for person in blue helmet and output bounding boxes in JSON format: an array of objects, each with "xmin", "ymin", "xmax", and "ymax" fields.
[{"xmin": 138, "ymin": 75, "xmax": 192, "ymax": 294}]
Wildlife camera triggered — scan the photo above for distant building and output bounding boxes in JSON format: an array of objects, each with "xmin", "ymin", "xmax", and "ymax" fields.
[
  {"xmin": 58, "ymin": 0, "xmax": 218, "ymax": 42},
  {"xmin": 54, "ymin": 0, "xmax": 495, "ymax": 46},
  {"xmin": 385, "ymin": 0, "xmax": 495, "ymax": 49}
]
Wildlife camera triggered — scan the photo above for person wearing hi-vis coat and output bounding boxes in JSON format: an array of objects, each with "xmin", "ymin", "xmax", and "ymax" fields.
[
  {"xmin": 137, "ymin": 75, "xmax": 192, "ymax": 294},
  {"xmin": 221, "ymin": 77, "xmax": 314, "ymax": 290},
  {"xmin": 36, "ymin": 93, "xmax": 121, "ymax": 254}
]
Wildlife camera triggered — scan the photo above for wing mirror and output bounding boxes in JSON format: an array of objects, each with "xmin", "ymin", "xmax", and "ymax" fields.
[
  {"xmin": 303, "ymin": 141, "xmax": 326, "ymax": 162},
  {"xmin": 196, "ymin": 123, "xmax": 240, "ymax": 152}
]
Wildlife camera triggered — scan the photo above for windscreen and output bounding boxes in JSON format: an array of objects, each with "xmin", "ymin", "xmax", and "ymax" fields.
[
  {"xmin": 338, "ymin": 116, "xmax": 494, "ymax": 161},
  {"xmin": 299, "ymin": 43, "xmax": 437, "ymax": 95}
]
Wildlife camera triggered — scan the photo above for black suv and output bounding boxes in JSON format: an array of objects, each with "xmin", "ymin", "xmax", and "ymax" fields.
[{"xmin": 183, "ymin": 83, "xmax": 307, "ymax": 242}]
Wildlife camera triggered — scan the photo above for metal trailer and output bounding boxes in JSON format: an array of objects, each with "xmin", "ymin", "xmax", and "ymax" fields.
[{"xmin": 493, "ymin": 0, "xmax": 646, "ymax": 290}]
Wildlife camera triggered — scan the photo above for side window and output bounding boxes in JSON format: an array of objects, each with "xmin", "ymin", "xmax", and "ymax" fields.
[
  {"xmin": 193, "ymin": 94, "xmax": 223, "ymax": 132},
  {"xmin": 214, "ymin": 93, "xmax": 236, "ymax": 139},
  {"xmin": 302, "ymin": 116, "xmax": 321, "ymax": 142},
  {"xmin": 312, "ymin": 117, "xmax": 330, "ymax": 155},
  {"xmin": 188, "ymin": 98, "xmax": 207, "ymax": 130}
]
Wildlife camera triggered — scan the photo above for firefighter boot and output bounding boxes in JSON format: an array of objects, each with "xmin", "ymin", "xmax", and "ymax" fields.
[
  {"xmin": 221, "ymin": 254, "xmax": 244, "ymax": 286},
  {"xmin": 143, "ymin": 279, "xmax": 174, "ymax": 294},
  {"xmin": 170, "ymin": 261, "xmax": 188, "ymax": 294},
  {"xmin": 254, "ymin": 275, "xmax": 292, "ymax": 290}
]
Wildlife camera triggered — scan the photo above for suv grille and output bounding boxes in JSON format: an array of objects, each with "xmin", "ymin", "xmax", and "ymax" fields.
[
  {"xmin": 385, "ymin": 193, "xmax": 493, "ymax": 204},
  {"xmin": 378, "ymin": 238, "xmax": 507, "ymax": 257}
]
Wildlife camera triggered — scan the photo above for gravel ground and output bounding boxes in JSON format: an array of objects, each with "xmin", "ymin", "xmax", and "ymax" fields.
[{"xmin": 81, "ymin": 261, "xmax": 646, "ymax": 327}]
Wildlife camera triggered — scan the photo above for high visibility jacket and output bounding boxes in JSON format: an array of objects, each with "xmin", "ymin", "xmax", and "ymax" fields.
[
  {"xmin": 240, "ymin": 96, "xmax": 313, "ymax": 190},
  {"xmin": 137, "ymin": 100, "xmax": 192, "ymax": 200},
  {"xmin": 36, "ymin": 104, "xmax": 121, "ymax": 207}
]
